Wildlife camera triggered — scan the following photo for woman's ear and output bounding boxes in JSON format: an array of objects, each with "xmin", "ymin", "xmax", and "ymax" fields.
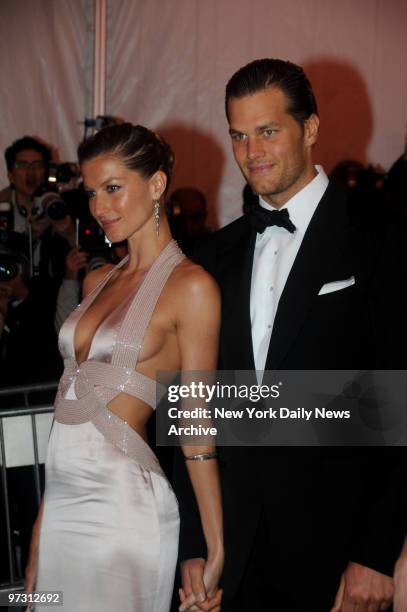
[{"xmin": 150, "ymin": 170, "xmax": 167, "ymax": 200}]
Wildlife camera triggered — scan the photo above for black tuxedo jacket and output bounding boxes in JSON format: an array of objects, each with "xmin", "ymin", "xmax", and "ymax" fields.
[{"xmin": 174, "ymin": 180, "xmax": 407, "ymax": 604}]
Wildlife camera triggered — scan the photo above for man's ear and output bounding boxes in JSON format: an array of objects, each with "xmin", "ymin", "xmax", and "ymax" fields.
[
  {"xmin": 150, "ymin": 170, "xmax": 167, "ymax": 200},
  {"xmin": 304, "ymin": 113, "xmax": 319, "ymax": 148},
  {"xmin": 7, "ymin": 171, "xmax": 14, "ymax": 186}
]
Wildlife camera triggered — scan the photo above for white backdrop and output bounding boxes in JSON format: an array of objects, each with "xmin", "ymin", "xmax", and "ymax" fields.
[
  {"xmin": 0, "ymin": 0, "xmax": 90, "ymax": 178},
  {"xmin": 1, "ymin": 0, "xmax": 407, "ymax": 226}
]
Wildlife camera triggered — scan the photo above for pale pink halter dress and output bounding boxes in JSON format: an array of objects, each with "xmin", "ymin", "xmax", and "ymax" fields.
[{"xmin": 36, "ymin": 241, "xmax": 185, "ymax": 611}]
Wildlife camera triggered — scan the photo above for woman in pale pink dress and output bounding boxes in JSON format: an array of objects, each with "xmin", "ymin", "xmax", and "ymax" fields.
[{"xmin": 25, "ymin": 123, "xmax": 223, "ymax": 612}]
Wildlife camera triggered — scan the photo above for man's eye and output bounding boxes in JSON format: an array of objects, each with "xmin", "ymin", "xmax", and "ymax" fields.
[
  {"xmin": 263, "ymin": 129, "xmax": 276, "ymax": 137},
  {"xmin": 231, "ymin": 133, "xmax": 246, "ymax": 142},
  {"xmin": 106, "ymin": 184, "xmax": 121, "ymax": 193}
]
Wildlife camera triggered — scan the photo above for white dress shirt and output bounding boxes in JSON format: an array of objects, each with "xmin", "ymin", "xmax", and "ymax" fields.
[{"xmin": 250, "ymin": 166, "xmax": 329, "ymax": 373}]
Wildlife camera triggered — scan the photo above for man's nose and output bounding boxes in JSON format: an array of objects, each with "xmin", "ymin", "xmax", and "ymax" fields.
[{"xmin": 246, "ymin": 136, "xmax": 265, "ymax": 160}]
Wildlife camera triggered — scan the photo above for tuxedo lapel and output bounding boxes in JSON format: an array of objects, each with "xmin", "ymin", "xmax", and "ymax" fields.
[
  {"xmin": 265, "ymin": 182, "xmax": 352, "ymax": 370},
  {"xmin": 219, "ymin": 221, "xmax": 257, "ymax": 370}
]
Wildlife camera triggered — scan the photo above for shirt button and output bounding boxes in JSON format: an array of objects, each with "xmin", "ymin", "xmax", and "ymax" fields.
[
  {"xmin": 267, "ymin": 324, "xmax": 272, "ymax": 329},
  {"xmin": 274, "ymin": 250, "xmax": 278, "ymax": 255},
  {"xmin": 270, "ymin": 286, "xmax": 274, "ymax": 291}
]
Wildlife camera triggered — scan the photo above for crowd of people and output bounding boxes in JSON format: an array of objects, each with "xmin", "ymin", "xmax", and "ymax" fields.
[{"xmin": 0, "ymin": 56, "xmax": 406, "ymax": 611}]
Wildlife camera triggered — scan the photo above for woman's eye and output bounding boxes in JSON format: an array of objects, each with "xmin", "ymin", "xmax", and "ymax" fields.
[
  {"xmin": 106, "ymin": 184, "xmax": 121, "ymax": 193},
  {"xmin": 85, "ymin": 190, "xmax": 96, "ymax": 199}
]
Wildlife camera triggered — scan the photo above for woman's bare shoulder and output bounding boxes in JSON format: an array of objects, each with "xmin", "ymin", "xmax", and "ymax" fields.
[
  {"xmin": 82, "ymin": 263, "xmax": 115, "ymax": 297},
  {"xmin": 171, "ymin": 257, "xmax": 219, "ymax": 298}
]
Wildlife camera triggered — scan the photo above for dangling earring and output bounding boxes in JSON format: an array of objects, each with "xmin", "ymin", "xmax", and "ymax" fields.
[{"xmin": 153, "ymin": 200, "xmax": 160, "ymax": 236}]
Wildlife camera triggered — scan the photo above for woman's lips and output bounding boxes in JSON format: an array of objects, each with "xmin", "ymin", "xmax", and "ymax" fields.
[{"xmin": 101, "ymin": 218, "xmax": 120, "ymax": 229}]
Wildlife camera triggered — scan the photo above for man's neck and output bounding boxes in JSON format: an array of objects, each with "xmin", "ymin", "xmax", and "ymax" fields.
[
  {"xmin": 262, "ymin": 165, "xmax": 318, "ymax": 209},
  {"xmin": 14, "ymin": 189, "xmax": 33, "ymax": 211}
]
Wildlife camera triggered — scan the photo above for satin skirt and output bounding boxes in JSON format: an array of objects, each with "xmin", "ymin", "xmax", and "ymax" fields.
[{"xmin": 36, "ymin": 420, "xmax": 179, "ymax": 611}]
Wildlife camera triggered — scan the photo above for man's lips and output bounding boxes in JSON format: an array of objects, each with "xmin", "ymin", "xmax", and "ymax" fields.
[{"xmin": 247, "ymin": 163, "xmax": 275, "ymax": 175}]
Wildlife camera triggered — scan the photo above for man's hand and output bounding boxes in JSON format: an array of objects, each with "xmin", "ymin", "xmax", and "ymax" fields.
[
  {"xmin": 331, "ymin": 562, "xmax": 393, "ymax": 611},
  {"xmin": 64, "ymin": 248, "xmax": 88, "ymax": 279},
  {"xmin": 179, "ymin": 557, "xmax": 223, "ymax": 612},
  {"xmin": 30, "ymin": 215, "xmax": 50, "ymax": 240},
  {"xmin": 51, "ymin": 215, "xmax": 76, "ymax": 246}
]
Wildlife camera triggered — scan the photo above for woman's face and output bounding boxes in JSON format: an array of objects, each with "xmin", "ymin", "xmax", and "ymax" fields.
[{"xmin": 81, "ymin": 154, "xmax": 165, "ymax": 243}]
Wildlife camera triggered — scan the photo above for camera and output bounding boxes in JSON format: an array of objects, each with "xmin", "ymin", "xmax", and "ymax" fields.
[
  {"xmin": 30, "ymin": 161, "xmax": 81, "ymax": 222},
  {"xmin": 0, "ymin": 228, "xmax": 30, "ymax": 282},
  {"xmin": 31, "ymin": 185, "xmax": 70, "ymax": 221},
  {"xmin": 0, "ymin": 246, "xmax": 29, "ymax": 282},
  {"xmin": 76, "ymin": 219, "xmax": 111, "ymax": 272},
  {"xmin": 0, "ymin": 202, "xmax": 13, "ymax": 230}
]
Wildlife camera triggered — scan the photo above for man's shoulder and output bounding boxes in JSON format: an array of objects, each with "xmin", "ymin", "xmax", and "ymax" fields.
[
  {"xmin": 194, "ymin": 214, "xmax": 251, "ymax": 272},
  {"xmin": 204, "ymin": 214, "xmax": 250, "ymax": 249}
]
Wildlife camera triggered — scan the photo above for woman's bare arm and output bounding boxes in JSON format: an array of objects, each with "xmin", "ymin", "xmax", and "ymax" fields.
[{"xmin": 175, "ymin": 265, "xmax": 223, "ymax": 611}]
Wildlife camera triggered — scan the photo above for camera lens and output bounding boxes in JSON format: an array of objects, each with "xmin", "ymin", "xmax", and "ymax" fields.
[
  {"xmin": 46, "ymin": 197, "xmax": 69, "ymax": 220},
  {"xmin": 0, "ymin": 261, "xmax": 18, "ymax": 282}
]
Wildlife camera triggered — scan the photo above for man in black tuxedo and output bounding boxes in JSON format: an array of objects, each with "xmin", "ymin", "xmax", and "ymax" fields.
[{"xmin": 176, "ymin": 59, "xmax": 406, "ymax": 612}]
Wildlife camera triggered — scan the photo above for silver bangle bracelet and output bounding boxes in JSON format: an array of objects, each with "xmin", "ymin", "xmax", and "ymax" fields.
[{"xmin": 185, "ymin": 452, "xmax": 218, "ymax": 461}]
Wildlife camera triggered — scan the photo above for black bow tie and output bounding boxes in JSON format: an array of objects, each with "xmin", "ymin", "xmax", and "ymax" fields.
[{"xmin": 249, "ymin": 204, "xmax": 296, "ymax": 234}]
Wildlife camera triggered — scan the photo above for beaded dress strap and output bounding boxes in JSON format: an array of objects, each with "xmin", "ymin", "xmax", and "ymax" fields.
[
  {"xmin": 75, "ymin": 254, "xmax": 130, "ymax": 318},
  {"xmin": 112, "ymin": 240, "xmax": 185, "ymax": 370}
]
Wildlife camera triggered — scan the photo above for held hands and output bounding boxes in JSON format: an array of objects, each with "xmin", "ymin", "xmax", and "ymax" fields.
[
  {"xmin": 331, "ymin": 562, "xmax": 393, "ymax": 611},
  {"xmin": 179, "ymin": 553, "xmax": 223, "ymax": 612}
]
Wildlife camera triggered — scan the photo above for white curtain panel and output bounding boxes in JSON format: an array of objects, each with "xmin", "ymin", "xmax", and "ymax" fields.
[
  {"xmin": 0, "ymin": 0, "xmax": 406, "ymax": 226},
  {"xmin": 106, "ymin": 0, "xmax": 407, "ymax": 226},
  {"xmin": 0, "ymin": 0, "xmax": 90, "ymax": 185}
]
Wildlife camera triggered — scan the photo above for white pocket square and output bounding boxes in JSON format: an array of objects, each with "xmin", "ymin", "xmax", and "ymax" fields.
[{"xmin": 318, "ymin": 276, "xmax": 355, "ymax": 295}]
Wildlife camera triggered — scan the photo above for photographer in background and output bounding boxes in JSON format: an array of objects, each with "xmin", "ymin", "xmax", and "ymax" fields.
[
  {"xmin": 55, "ymin": 237, "xmax": 127, "ymax": 333},
  {"xmin": 0, "ymin": 234, "xmax": 61, "ymax": 386},
  {"xmin": 1, "ymin": 136, "xmax": 52, "ymax": 236}
]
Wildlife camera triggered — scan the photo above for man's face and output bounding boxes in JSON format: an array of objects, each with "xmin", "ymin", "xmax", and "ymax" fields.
[
  {"xmin": 227, "ymin": 87, "xmax": 319, "ymax": 208},
  {"xmin": 8, "ymin": 149, "xmax": 46, "ymax": 199}
]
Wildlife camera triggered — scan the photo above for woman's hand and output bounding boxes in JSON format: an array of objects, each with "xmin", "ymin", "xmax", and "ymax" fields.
[
  {"xmin": 24, "ymin": 540, "xmax": 39, "ymax": 596},
  {"xmin": 179, "ymin": 551, "xmax": 223, "ymax": 612}
]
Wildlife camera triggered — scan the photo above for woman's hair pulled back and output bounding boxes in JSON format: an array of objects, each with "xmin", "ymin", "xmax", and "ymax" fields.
[{"xmin": 78, "ymin": 123, "xmax": 175, "ymax": 193}]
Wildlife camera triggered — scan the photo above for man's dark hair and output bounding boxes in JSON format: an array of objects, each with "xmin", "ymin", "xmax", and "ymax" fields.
[
  {"xmin": 225, "ymin": 58, "xmax": 318, "ymax": 125},
  {"xmin": 5, "ymin": 136, "xmax": 52, "ymax": 172}
]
